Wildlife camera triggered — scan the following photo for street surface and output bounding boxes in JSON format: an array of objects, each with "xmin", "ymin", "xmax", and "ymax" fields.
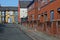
[{"xmin": 0, "ymin": 24, "xmax": 32, "ymax": 40}]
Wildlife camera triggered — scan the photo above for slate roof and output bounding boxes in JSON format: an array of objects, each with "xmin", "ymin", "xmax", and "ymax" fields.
[
  {"xmin": 0, "ymin": 6, "xmax": 18, "ymax": 11},
  {"xmin": 19, "ymin": 0, "xmax": 33, "ymax": 8}
]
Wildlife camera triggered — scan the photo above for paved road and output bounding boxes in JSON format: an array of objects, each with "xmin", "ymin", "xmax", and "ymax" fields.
[{"xmin": 0, "ymin": 24, "xmax": 32, "ymax": 40}]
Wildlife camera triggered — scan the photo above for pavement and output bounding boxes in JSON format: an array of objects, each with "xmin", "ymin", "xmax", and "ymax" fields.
[
  {"xmin": 19, "ymin": 25, "xmax": 60, "ymax": 40},
  {"xmin": 0, "ymin": 24, "xmax": 60, "ymax": 40},
  {"xmin": 0, "ymin": 24, "xmax": 33, "ymax": 40}
]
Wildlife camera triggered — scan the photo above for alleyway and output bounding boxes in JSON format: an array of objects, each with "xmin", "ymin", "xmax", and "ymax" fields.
[{"xmin": 0, "ymin": 24, "xmax": 32, "ymax": 40}]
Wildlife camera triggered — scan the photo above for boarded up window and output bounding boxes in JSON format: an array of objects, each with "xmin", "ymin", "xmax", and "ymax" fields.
[
  {"xmin": 50, "ymin": 0, "xmax": 54, "ymax": 2},
  {"xmin": 38, "ymin": 14, "xmax": 41, "ymax": 20},
  {"xmin": 57, "ymin": 8, "xmax": 60, "ymax": 19},
  {"xmin": 32, "ymin": 14, "xmax": 34, "ymax": 20},
  {"xmin": 0, "ymin": 11, "xmax": 1, "ymax": 15},
  {"xmin": 50, "ymin": 10, "xmax": 54, "ymax": 21},
  {"xmin": 44, "ymin": 13, "xmax": 47, "ymax": 21},
  {"xmin": 40, "ymin": 23, "xmax": 44, "ymax": 27},
  {"xmin": 58, "ymin": 21, "xmax": 60, "ymax": 27},
  {"xmin": 47, "ymin": 22, "xmax": 51, "ymax": 27}
]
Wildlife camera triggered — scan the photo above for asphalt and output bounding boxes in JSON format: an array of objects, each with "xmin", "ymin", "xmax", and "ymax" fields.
[
  {"xmin": 0, "ymin": 24, "xmax": 32, "ymax": 40},
  {"xmin": 20, "ymin": 25, "xmax": 60, "ymax": 40}
]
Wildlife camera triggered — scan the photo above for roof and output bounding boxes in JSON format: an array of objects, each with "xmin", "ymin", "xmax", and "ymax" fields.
[
  {"xmin": 0, "ymin": 6, "xmax": 18, "ymax": 11},
  {"xmin": 19, "ymin": 0, "xmax": 33, "ymax": 8},
  {"xmin": 20, "ymin": 0, "xmax": 33, "ymax": 1}
]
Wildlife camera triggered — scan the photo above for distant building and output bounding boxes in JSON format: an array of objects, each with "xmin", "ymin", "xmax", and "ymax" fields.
[
  {"xmin": 18, "ymin": 0, "xmax": 33, "ymax": 24},
  {"xmin": 0, "ymin": 6, "xmax": 18, "ymax": 23}
]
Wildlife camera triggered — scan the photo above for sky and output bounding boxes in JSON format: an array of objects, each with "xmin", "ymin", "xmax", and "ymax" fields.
[
  {"xmin": 0, "ymin": 0, "xmax": 33, "ymax": 6},
  {"xmin": 0, "ymin": 0, "xmax": 18, "ymax": 6}
]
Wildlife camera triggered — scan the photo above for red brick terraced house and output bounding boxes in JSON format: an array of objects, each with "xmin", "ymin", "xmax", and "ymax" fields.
[
  {"xmin": 27, "ymin": 0, "xmax": 60, "ymax": 37},
  {"xmin": 27, "ymin": 0, "xmax": 38, "ymax": 29}
]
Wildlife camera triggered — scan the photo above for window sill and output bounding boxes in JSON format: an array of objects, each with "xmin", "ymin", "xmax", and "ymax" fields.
[{"xmin": 57, "ymin": 19, "xmax": 60, "ymax": 21}]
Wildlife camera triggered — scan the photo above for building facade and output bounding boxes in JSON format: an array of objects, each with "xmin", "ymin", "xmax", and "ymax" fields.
[
  {"xmin": 0, "ymin": 6, "xmax": 18, "ymax": 23},
  {"xmin": 27, "ymin": 0, "xmax": 38, "ymax": 28},
  {"xmin": 18, "ymin": 0, "xmax": 33, "ymax": 24},
  {"xmin": 27, "ymin": 0, "xmax": 60, "ymax": 37}
]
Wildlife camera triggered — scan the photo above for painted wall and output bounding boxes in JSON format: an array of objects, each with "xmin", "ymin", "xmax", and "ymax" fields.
[
  {"xmin": 6, "ymin": 11, "xmax": 15, "ymax": 23},
  {"xmin": 20, "ymin": 8, "xmax": 27, "ymax": 18}
]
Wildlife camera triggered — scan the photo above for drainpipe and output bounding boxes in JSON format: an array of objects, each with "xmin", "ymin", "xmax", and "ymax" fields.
[{"xmin": 18, "ymin": 0, "xmax": 21, "ymax": 24}]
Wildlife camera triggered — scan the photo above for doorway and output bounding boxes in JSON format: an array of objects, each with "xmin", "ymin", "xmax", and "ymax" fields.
[{"xmin": 8, "ymin": 17, "xmax": 12, "ymax": 23}]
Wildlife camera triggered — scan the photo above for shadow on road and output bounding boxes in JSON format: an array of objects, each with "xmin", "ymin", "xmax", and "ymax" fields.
[{"xmin": 0, "ymin": 24, "xmax": 6, "ymax": 33}]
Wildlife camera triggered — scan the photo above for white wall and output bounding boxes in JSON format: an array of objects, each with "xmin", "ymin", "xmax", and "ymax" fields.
[{"xmin": 20, "ymin": 8, "xmax": 27, "ymax": 18}]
